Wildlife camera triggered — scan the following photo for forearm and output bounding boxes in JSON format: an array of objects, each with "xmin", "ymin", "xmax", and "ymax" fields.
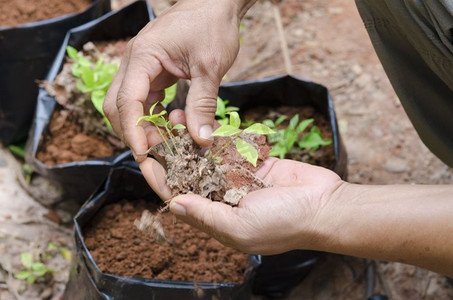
[{"xmin": 315, "ymin": 183, "xmax": 453, "ymax": 276}]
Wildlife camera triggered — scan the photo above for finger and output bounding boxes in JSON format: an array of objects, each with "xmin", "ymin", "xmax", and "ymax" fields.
[
  {"xmin": 117, "ymin": 56, "xmax": 163, "ymax": 162},
  {"xmin": 184, "ymin": 76, "xmax": 220, "ymax": 147},
  {"xmin": 103, "ymin": 42, "xmax": 133, "ymax": 140},
  {"xmin": 168, "ymin": 109, "xmax": 186, "ymax": 127},
  {"xmin": 139, "ymin": 157, "xmax": 172, "ymax": 201},
  {"xmin": 169, "ymin": 195, "xmax": 239, "ymax": 244}
]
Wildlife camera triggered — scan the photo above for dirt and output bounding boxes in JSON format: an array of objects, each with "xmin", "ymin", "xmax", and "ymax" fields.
[
  {"xmin": 83, "ymin": 199, "xmax": 249, "ymax": 283},
  {"xmin": 0, "ymin": 0, "xmax": 91, "ymax": 27},
  {"xmin": 38, "ymin": 41, "xmax": 129, "ymax": 166},
  {"xmin": 152, "ymin": 130, "xmax": 270, "ymax": 206},
  {"xmin": 1, "ymin": 0, "xmax": 453, "ymax": 299}
]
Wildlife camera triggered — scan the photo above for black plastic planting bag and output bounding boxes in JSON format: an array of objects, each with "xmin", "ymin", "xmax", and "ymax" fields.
[
  {"xmin": 169, "ymin": 74, "xmax": 348, "ymax": 297},
  {"xmin": 65, "ymin": 166, "xmax": 259, "ymax": 300},
  {"xmin": 0, "ymin": 0, "xmax": 111, "ymax": 145},
  {"xmin": 25, "ymin": 1, "xmax": 155, "ymax": 204}
]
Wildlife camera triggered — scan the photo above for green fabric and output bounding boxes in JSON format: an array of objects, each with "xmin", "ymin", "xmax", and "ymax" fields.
[{"xmin": 355, "ymin": 0, "xmax": 453, "ymax": 167}]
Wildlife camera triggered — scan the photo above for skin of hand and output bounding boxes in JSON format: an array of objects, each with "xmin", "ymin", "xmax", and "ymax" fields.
[
  {"xmin": 104, "ymin": 0, "xmax": 257, "ymax": 163},
  {"xmin": 158, "ymin": 157, "xmax": 453, "ymax": 277}
]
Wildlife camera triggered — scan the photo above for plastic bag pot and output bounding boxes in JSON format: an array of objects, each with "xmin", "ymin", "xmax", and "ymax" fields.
[
  {"xmin": 65, "ymin": 165, "xmax": 259, "ymax": 300},
  {"xmin": 25, "ymin": 0, "xmax": 155, "ymax": 204},
  {"xmin": 169, "ymin": 74, "xmax": 348, "ymax": 297},
  {"xmin": 0, "ymin": 0, "xmax": 111, "ymax": 145}
]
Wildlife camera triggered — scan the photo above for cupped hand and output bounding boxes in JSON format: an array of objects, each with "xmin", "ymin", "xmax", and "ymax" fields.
[
  {"xmin": 166, "ymin": 158, "xmax": 344, "ymax": 255},
  {"xmin": 103, "ymin": 0, "xmax": 242, "ymax": 162}
]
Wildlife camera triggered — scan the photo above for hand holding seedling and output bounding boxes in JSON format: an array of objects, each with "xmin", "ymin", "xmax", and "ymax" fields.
[
  {"xmin": 104, "ymin": 0, "xmax": 256, "ymax": 162},
  {"xmin": 168, "ymin": 159, "xmax": 453, "ymax": 276}
]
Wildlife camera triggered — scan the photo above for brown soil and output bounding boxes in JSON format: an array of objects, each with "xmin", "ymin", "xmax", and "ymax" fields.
[
  {"xmin": 244, "ymin": 105, "xmax": 336, "ymax": 170},
  {"xmin": 37, "ymin": 110, "xmax": 119, "ymax": 165},
  {"xmin": 84, "ymin": 199, "xmax": 249, "ymax": 284},
  {"xmin": 151, "ymin": 130, "xmax": 270, "ymax": 206},
  {"xmin": 0, "ymin": 0, "xmax": 91, "ymax": 27},
  {"xmin": 37, "ymin": 40, "xmax": 129, "ymax": 166}
]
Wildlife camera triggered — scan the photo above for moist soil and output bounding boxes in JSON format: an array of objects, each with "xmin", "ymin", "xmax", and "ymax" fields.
[
  {"xmin": 243, "ymin": 105, "xmax": 336, "ymax": 170},
  {"xmin": 0, "ymin": 0, "xmax": 91, "ymax": 27},
  {"xmin": 83, "ymin": 199, "xmax": 249, "ymax": 284},
  {"xmin": 37, "ymin": 40, "xmax": 128, "ymax": 166}
]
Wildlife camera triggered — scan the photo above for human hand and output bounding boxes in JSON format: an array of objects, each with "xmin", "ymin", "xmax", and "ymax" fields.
[
  {"xmin": 166, "ymin": 158, "xmax": 344, "ymax": 255},
  {"xmin": 104, "ymin": 0, "xmax": 245, "ymax": 162}
]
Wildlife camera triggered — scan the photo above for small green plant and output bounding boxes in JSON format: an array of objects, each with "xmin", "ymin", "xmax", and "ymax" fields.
[
  {"xmin": 66, "ymin": 45, "xmax": 118, "ymax": 128},
  {"xmin": 215, "ymin": 96, "xmax": 239, "ymax": 125},
  {"xmin": 14, "ymin": 252, "xmax": 54, "ymax": 285},
  {"xmin": 136, "ymin": 102, "xmax": 186, "ymax": 156},
  {"xmin": 264, "ymin": 114, "xmax": 332, "ymax": 159},
  {"xmin": 211, "ymin": 112, "xmax": 274, "ymax": 167}
]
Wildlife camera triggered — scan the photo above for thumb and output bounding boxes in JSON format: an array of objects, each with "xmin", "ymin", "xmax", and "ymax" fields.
[
  {"xmin": 184, "ymin": 76, "xmax": 220, "ymax": 147},
  {"xmin": 169, "ymin": 194, "xmax": 237, "ymax": 240}
]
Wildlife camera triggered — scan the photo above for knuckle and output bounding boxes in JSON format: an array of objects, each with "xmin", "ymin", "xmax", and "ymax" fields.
[{"xmin": 187, "ymin": 97, "xmax": 217, "ymax": 115}]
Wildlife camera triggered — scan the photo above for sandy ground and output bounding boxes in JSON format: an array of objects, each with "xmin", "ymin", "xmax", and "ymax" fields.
[{"xmin": 1, "ymin": 0, "xmax": 452, "ymax": 299}]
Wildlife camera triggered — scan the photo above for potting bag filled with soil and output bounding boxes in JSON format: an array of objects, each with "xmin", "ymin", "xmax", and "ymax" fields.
[
  {"xmin": 65, "ymin": 165, "xmax": 259, "ymax": 300},
  {"xmin": 0, "ymin": 0, "xmax": 111, "ymax": 145},
  {"xmin": 168, "ymin": 74, "xmax": 348, "ymax": 297},
  {"xmin": 25, "ymin": 0, "xmax": 155, "ymax": 204}
]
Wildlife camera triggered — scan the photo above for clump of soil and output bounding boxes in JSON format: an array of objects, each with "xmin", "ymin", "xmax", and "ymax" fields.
[
  {"xmin": 38, "ymin": 40, "xmax": 129, "ymax": 166},
  {"xmin": 84, "ymin": 199, "xmax": 250, "ymax": 283},
  {"xmin": 150, "ymin": 130, "xmax": 271, "ymax": 206},
  {"xmin": 244, "ymin": 105, "xmax": 336, "ymax": 170},
  {"xmin": 0, "ymin": 0, "xmax": 91, "ymax": 27}
]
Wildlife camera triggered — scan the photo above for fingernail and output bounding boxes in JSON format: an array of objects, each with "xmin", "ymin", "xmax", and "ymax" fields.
[
  {"xmin": 199, "ymin": 125, "xmax": 213, "ymax": 141},
  {"xmin": 170, "ymin": 201, "xmax": 186, "ymax": 216}
]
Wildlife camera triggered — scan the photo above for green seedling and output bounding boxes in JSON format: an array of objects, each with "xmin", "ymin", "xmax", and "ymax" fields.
[
  {"xmin": 14, "ymin": 252, "xmax": 54, "ymax": 285},
  {"xmin": 215, "ymin": 96, "xmax": 239, "ymax": 125},
  {"xmin": 66, "ymin": 45, "xmax": 118, "ymax": 128},
  {"xmin": 211, "ymin": 111, "xmax": 274, "ymax": 167},
  {"xmin": 136, "ymin": 102, "xmax": 186, "ymax": 156},
  {"xmin": 265, "ymin": 114, "xmax": 332, "ymax": 159}
]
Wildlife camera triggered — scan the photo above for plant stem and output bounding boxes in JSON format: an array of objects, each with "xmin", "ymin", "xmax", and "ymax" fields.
[
  {"xmin": 156, "ymin": 126, "xmax": 174, "ymax": 156},
  {"xmin": 212, "ymin": 132, "xmax": 242, "ymax": 158}
]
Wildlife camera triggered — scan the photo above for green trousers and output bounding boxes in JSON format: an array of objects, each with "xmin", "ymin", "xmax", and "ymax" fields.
[{"xmin": 355, "ymin": 0, "xmax": 453, "ymax": 167}]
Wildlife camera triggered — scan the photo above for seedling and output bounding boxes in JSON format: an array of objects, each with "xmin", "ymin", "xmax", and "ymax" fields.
[
  {"xmin": 264, "ymin": 114, "xmax": 332, "ymax": 159},
  {"xmin": 14, "ymin": 252, "xmax": 54, "ymax": 285},
  {"xmin": 66, "ymin": 45, "xmax": 117, "ymax": 128},
  {"xmin": 211, "ymin": 112, "xmax": 274, "ymax": 167},
  {"xmin": 215, "ymin": 96, "xmax": 239, "ymax": 125},
  {"xmin": 136, "ymin": 102, "xmax": 186, "ymax": 156}
]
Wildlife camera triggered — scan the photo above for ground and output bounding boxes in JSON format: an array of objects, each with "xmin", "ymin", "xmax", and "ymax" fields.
[{"xmin": 1, "ymin": 0, "xmax": 452, "ymax": 299}]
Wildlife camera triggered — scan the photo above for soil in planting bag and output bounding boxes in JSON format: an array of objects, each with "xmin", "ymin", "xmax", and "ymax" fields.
[
  {"xmin": 25, "ymin": 0, "xmax": 155, "ymax": 204},
  {"xmin": 65, "ymin": 166, "xmax": 260, "ymax": 300},
  {"xmin": 169, "ymin": 74, "xmax": 348, "ymax": 298},
  {"xmin": 0, "ymin": 0, "xmax": 111, "ymax": 145}
]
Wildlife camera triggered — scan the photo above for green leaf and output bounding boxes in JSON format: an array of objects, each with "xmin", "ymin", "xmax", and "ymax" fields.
[
  {"xmin": 228, "ymin": 111, "xmax": 241, "ymax": 129},
  {"xmin": 136, "ymin": 115, "xmax": 154, "ymax": 125},
  {"xmin": 298, "ymin": 130, "xmax": 332, "ymax": 150},
  {"xmin": 47, "ymin": 242, "xmax": 58, "ymax": 252},
  {"xmin": 172, "ymin": 124, "xmax": 186, "ymax": 130},
  {"xmin": 235, "ymin": 138, "xmax": 258, "ymax": 167},
  {"xmin": 288, "ymin": 114, "xmax": 299, "ymax": 130},
  {"xmin": 60, "ymin": 248, "xmax": 72, "ymax": 261},
  {"xmin": 161, "ymin": 83, "xmax": 177, "ymax": 105},
  {"xmin": 26, "ymin": 274, "xmax": 37, "ymax": 285},
  {"xmin": 21, "ymin": 252, "xmax": 33, "ymax": 269},
  {"xmin": 225, "ymin": 106, "xmax": 239, "ymax": 113},
  {"xmin": 149, "ymin": 102, "xmax": 159, "ymax": 116},
  {"xmin": 262, "ymin": 119, "xmax": 275, "ymax": 129},
  {"xmin": 212, "ymin": 125, "xmax": 242, "ymax": 137},
  {"xmin": 91, "ymin": 90, "xmax": 106, "ymax": 116},
  {"xmin": 66, "ymin": 46, "xmax": 78, "ymax": 60},
  {"xmin": 14, "ymin": 271, "xmax": 31, "ymax": 280},
  {"xmin": 218, "ymin": 118, "xmax": 229, "ymax": 126},
  {"xmin": 81, "ymin": 67, "xmax": 95, "ymax": 89},
  {"xmin": 296, "ymin": 118, "xmax": 314, "ymax": 133},
  {"xmin": 31, "ymin": 262, "xmax": 45, "ymax": 271},
  {"xmin": 33, "ymin": 269, "xmax": 49, "ymax": 277},
  {"xmin": 215, "ymin": 96, "xmax": 226, "ymax": 119},
  {"xmin": 275, "ymin": 116, "xmax": 287, "ymax": 126},
  {"xmin": 269, "ymin": 144, "xmax": 287, "ymax": 159},
  {"xmin": 244, "ymin": 123, "xmax": 275, "ymax": 135}
]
